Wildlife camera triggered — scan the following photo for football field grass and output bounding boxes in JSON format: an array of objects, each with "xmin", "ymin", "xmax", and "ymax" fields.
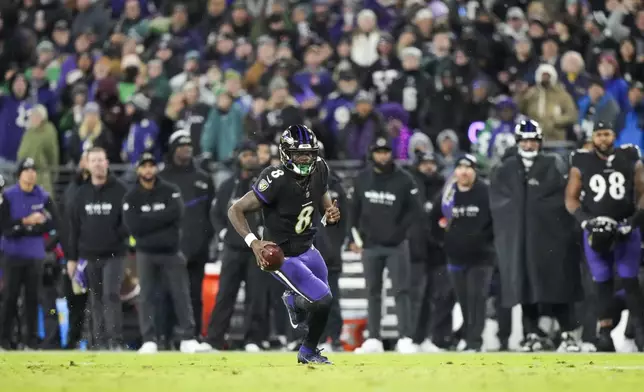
[{"xmin": 1, "ymin": 352, "xmax": 644, "ymax": 392}]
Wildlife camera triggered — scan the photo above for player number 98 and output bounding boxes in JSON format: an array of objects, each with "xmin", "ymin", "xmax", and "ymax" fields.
[{"xmin": 589, "ymin": 172, "xmax": 626, "ymax": 202}]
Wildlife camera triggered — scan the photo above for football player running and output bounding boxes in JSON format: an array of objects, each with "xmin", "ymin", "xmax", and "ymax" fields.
[
  {"xmin": 565, "ymin": 121, "xmax": 644, "ymax": 351},
  {"xmin": 228, "ymin": 125, "xmax": 340, "ymax": 364}
]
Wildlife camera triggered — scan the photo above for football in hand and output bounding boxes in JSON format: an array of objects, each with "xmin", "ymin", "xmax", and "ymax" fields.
[{"xmin": 262, "ymin": 244, "xmax": 285, "ymax": 272}]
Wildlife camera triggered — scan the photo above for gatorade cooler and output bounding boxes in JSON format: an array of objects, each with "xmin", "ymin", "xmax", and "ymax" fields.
[
  {"xmin": 340, "ymin": 317, "xmax": 367, "ymax": 352},
  {"xmin": 201, "ymin": 262, "xmax": 221, "ymax": 337}
]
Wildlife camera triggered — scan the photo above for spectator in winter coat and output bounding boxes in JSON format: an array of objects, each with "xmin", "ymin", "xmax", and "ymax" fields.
[
  {"xmin": 201, "ymin": 92, "xmax": 244, "ymax": 162},
  {"xmin": 616, "ymin": 82, "xmax": 644, "ymax": 150},
  {"xmin": 244, "ymin": 36, "xmax": 276, "ymax": 95},
  {"xmin": 257, "ymin": 77, "xmax": 304, "ymax": 144},
  {"xmin": 224, "ymin": 70, "xmax": 252, "ymax": 115},
  {"xmin": 95, "ymin": 77, "xmax": 130, "ymax": 152},
  {"xmin": 515, "ymin": 63, "xmax": 578, "ymax": 141},
  {"xmin": 407, "ymin": 132, "xmax": 435, "ymax": 163},
  {"xmin": 59, "ymin": 84, "xmax": 89, "ymax": 154},
  {"xmin": 170, "ymin": 51, "xmax": 203, "ymax": 94},
  {"xmin": 122, "ymin": 94, "xmax": 160, "ymax": 165},
  {"xmin": 472, "ymin": 96, "xmax": 524, "ymax": 175},
  {"xmin": 17, "ymin": 105, "xmax": 59, "ymax": 195},
  {"xmin": 67, "ymin": 102, "xmax": 117, "ymax": 164},
  {"xmin": 378, "ymin": 102, "xmax": 413, "ymax": 161},
  {"xmin": 499, "ymin": 7, "xmax": 528, "ymax": 42},
  {"xmin": 351, "ymin": 10, "xmax": 380, "ymax": 69},
  {"xmin": 426, "ymin": 68, "xmax": 466, "ymax": 145},
  {"xmin": 559, "ymin": 51, "xmax": 592, "ymax": 105},
  {"xmin": 597, "ymin": 53, "xmax": 630, "ymax": 112},
  {"xmin": 338, "ymin": 91, "xmax": 386, "ymax": 160},
  {"xmin": 164, "ymin": 4, "xmax": 203, "ymax": 56},
  {"xmin": 175, "ymin": 82, "xmax": 211, "ymax": 153},
  {"xmin": 71, "ymin": 0, "xmax": 112, "ymax": 43},
  {"xmin": 577, "ymin": 78, "xmax": 621, "ymax": 139},
  {"xmin": 617, "ymin": 38, "xmax": 644, "ymax": 84},
  {"xmin": 0, "ymin": 74, "xmax": 32, "ymax": 162},
  {"xmin": 436, "ymin": 129, "xmax": 462, "ymax": 179},
  {"xmin": 28, "ymin": 61, "xmax": 58, "ymax": 120}
]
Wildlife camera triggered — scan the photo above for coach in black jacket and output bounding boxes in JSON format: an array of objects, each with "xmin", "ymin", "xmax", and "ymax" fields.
[
  {"xmin": 407, "ymin": 152, "xmax": 455, "ymax": 351},
  {"xmin": 203, "ymin": 142, "xmax": 266, "ymax": 351},
  {"xmin": 437, "ymin": 154, "xmax": 494, "ymax": 352},
  {"xmin": 159, "ymin": 130, "xmax": 214, "ymax": 337},
  {"xmin": 67, "ymin": 147, "xmax": 128, "ymax": 350},
  {"xmin": 123, "ymin": 152, "xmax": 202, "ymax": 353},
  {"xmin": 349, "ymin": 137, "xmax": 420, "ymax": 353}
]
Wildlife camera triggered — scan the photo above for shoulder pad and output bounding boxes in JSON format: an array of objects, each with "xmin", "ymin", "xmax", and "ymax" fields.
[
  {"xmin": 328, "ymin": 91, "xmax": 340, "ymax": 100},
  {"xmin": 569, "ymin": 148, "xmax": 590, "ymax": 167},
  {"xmin": 620, "ymin": 144, "xmax": 641, "ymax": 160},
  {"xmin": 317, "ymin": 156, "xmax": 330, "ymax": 172}
]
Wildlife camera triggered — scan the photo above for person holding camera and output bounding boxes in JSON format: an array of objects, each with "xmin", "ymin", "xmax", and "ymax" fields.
[{"xmin": 0, "ymin": 158, "xmax": 61, "ymax": 350}]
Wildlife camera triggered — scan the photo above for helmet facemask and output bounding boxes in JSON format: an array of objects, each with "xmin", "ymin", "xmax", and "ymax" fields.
[{"xmin": 280, "ymin": 146, "xmax": 318, "ymax": 176}]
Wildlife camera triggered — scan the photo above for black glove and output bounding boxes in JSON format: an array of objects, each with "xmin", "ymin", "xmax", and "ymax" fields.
[{"xmin": 587, "ymin": 216, "xmax": 618, "ymax": 253}]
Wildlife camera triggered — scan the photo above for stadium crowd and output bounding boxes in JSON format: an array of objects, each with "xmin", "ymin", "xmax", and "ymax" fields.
[{"xmin": 1, "ymin": 0, "xmax": 644, "ymax": 353}]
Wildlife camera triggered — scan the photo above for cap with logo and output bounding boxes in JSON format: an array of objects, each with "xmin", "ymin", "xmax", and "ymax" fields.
[
  {"xmin": 456, "ymin": 153, "xmax": 477, "ymax": 168},
  {"xmin": 137, "ymin": 152, "xmax": 157, "ymax": 168},
  {"xmin": 16, "ymin": 157, "xmax": 37, "ymax": 177},
  {"xmin": 593, "ymin": 121, "xmax": 613, "ymax": 132},
  {"xmin": 169, "ymin": 130, "xmax": 192, "ymax": 152},
  {"xmin": 371, "ymin": 136, "xmax": 392, "ymax": 152}
]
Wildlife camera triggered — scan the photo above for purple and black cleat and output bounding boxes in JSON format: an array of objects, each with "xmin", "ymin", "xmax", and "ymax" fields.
[{"xmin": 297, "ymin": 346, "xmax": 332, "ymax": 365}]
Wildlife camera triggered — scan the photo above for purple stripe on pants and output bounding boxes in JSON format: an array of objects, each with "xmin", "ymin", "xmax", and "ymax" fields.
[
  {"xmin": 271, "ymin": 247, "xmax": 330, "ymax": 302},
  {"xmin": 584, "ymin": 228, "xmax": 642, "ymax": 282}
]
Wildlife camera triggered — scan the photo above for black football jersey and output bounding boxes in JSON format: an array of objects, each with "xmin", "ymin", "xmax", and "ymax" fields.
[
  {"xmin": 252, "ymin": 158, "xmax": 329, "ymax": 257},
  {"xmin": 571, "ymin": 144, "xmax": 641, "ymax": 220}
]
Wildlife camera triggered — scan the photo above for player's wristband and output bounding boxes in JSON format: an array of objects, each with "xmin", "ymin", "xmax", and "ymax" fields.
[
  {"xmin": 244, "ymin": 233, "xmax": 258, "ymax": 247},
  {"xmin": 572, "ymin": 207, "xmax": 591, "ymax": 228}
]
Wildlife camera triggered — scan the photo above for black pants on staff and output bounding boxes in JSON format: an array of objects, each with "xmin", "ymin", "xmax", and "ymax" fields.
[
  {"xmin": 39, "ymin": 283, "xmax": 61, "ymax": 349},
  {"xmin": 411, "ymin": 264, "xmax": 455, "ymax": 348},
  {"xmin": 206, "ymin": 247, "xmax": 267, "ymax": 348},
  {"xmin": 137, "ymin": 252, "xmax": 196, "ymax": 343},
  {"xmin": 489, "ymin": 269, "xmax": 512, "ymax": 349},
  {"xmin": 322, "ymin": 270, "xmax": 343, "ymax": 344},
  {"xmin": 448, "ymin": 264, "xmax": 494, "ymax": 351},
  {"xmin": 61, "ymin": 276, "xmax": 88, "ymax": 349},
  {"xmin": 0, "ymin": 256, "xmax": 43, "ymax": 349},
  {"xmin": 187, "ymin": 260, "xmax": 205, "ymax": 338},
  {"xmin": 362, "ymin": 241, "xmax": 412, "ymax": 339},
  {"xmin": 85, "ymin": 257, "xmax": 124, "ymax": 348}
]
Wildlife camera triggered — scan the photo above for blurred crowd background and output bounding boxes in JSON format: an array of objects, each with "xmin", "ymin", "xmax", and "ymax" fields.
[{"xmin": 0, "ymin": 0, "xmax": 644, "ymax": 352}]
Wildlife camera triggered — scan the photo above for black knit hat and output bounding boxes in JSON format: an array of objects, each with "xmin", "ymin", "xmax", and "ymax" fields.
[
  {"xmin": 456, "ymin": 153, "xmax": 477, "ymax": 168},
  {"xmin": 169, "ymin": 130, "xmax": 192, "ymax": 151},
  {"xmin": 16, "ymin": 157, "xmax": 37, "ymax": 177}
]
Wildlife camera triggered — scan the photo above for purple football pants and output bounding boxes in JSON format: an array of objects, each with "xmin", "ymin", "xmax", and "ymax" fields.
[
  {"xmin": 583, "ymin": 228, "xmax": 642, "ymax": 282},
  {"xmin": 271, "ymin": 246, "xmax": 330, "ymax": 302}
]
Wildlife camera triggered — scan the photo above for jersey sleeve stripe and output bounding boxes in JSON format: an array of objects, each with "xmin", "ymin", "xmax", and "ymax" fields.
[{"xmin": 252, "ymin": 185, "xmax": 269, "ymax": 204}]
